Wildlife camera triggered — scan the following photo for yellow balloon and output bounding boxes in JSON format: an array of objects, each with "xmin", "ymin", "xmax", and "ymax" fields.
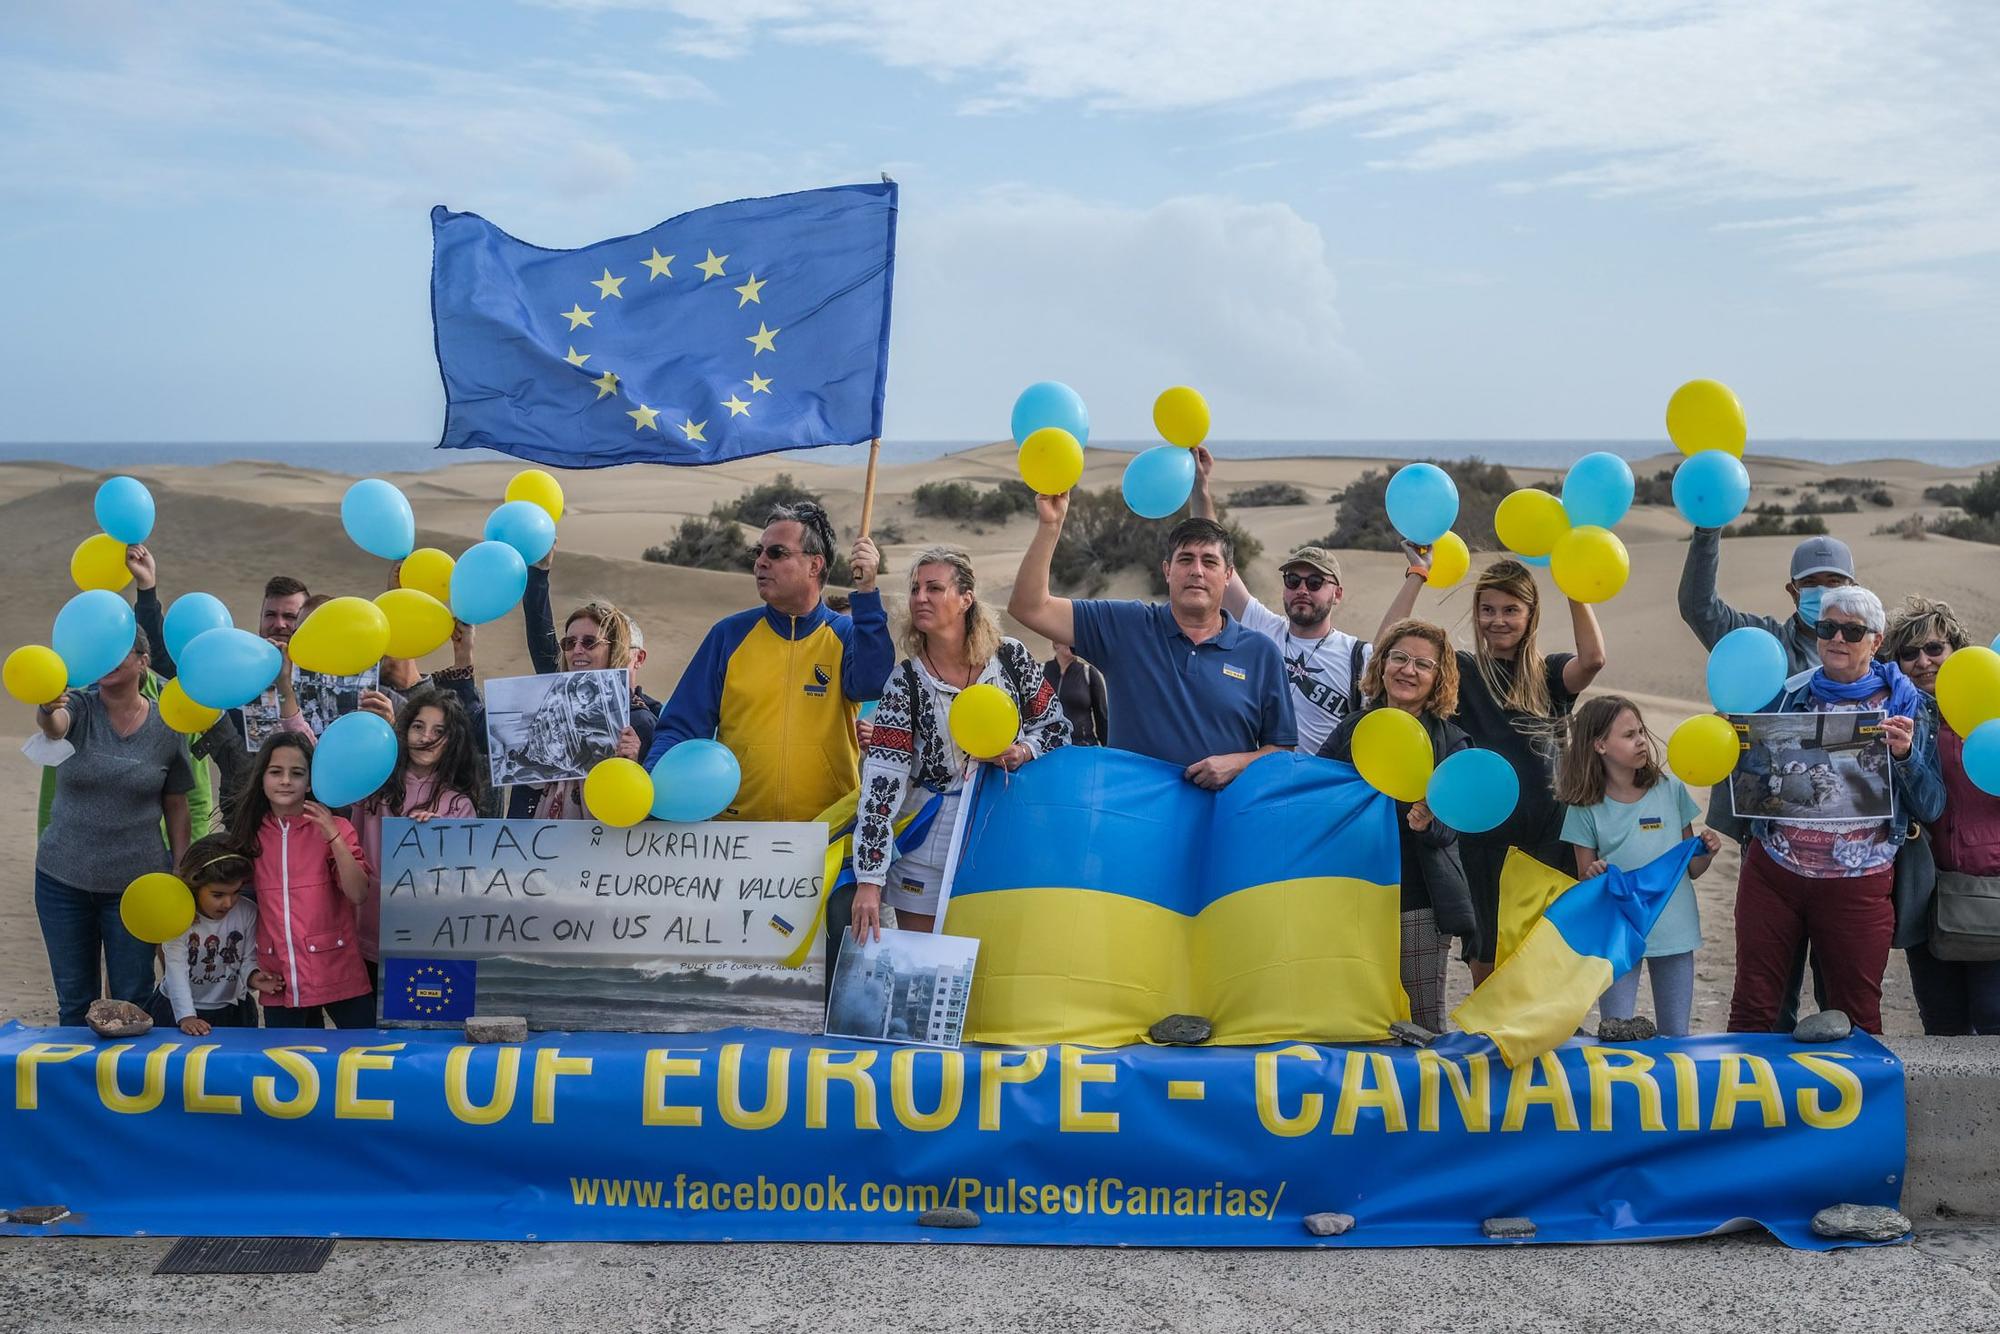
[
  {"xmin": 1665, "ymin": 379, "xmax": 1746, "ymax": 457},
  {"xmin": 158, "ymin": 677, "xmax": 223, "ymax": 734},
  {"xmin": 3, "ymin": 645, "xmax": 68, "ymax": 706},
  {"xmin": 70, "ymin": 533, "xmax": 133, "ymax": 593},
  {"xmin": 1018, "ymin": 427, "xmax": 1084, "ymax": 496},
  {"xmin": 1351, "ymin": 706, "xmax": 1434, "ymax": 803},
  {"xmin": 1549, "ymin": 525, "xmax": 1630, "ymax": 604},
  {"xmin": 1152, "ymin": 385, "xmax": 1211, "ymax": 449},
  {"xmin": 948, "ymin": 683, "xmax": 1020, "ymax": 760},
  {"xmin": 120, "ymin": 872, "xmax": 195, "ymax": 945},
  {"xmin": 506, "ymin": 468, "xmax": 566, "ymax": 523},
  {"xmin": 1426, "ymin": 531, "xmax": 1470, "ymax": 590},
  {"xmin": 375, "ymin": 588, "xmax": 455, "ymax": 659},
  {"xmin": 400, "ymin": 547, "xmax": 457, "ymax": 605},
  {"xmin": 290, "ymin": 596, "xmax": 391, "ymax": 676},
  {"xmin": 1493, "ymin": 489, "xmax": 1570, "ymax": 558},
  {"xmin": 584, "ymin": 757, "xmax": 653, "ymax": 827},
  {"xmin": 1936, "ymin": 646, "xmax": 2000, "ymax": 738},
  {"xmin": 1668, "ymin": 715, "xmax": 1742, "ymax": 787}
]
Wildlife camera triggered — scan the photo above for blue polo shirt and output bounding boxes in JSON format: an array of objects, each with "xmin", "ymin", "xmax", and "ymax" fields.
[{"xmin": 1071, "ymin": 600, "xmax": 1297, "ymax": 769}]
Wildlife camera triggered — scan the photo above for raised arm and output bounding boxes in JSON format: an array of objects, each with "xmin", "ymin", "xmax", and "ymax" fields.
[
  {"xmin": 1561, "ymin": 598, "xmax": 1608, "ymax": 695},
  {"xmin": 1188, "ymin": 448, "xmax": 1251, "ymax": 618},
  {"xmin": 1007, "ymin": 492, "xmax": 1078, "ymax": 647},
  {"xmin": 1378, "ymin": 542, "xmax": 1431, "ymax": 641},
  {"xmin": 523, "ymin": 549, "xmax": 559, "ymax": 676},
  {"xmin": 1677, "ymin": 527, "xmax": 1779, "ymax": 650},
  {"xmin": 128, "ymin": 545, "xmax": 178, "ymax": 680}
]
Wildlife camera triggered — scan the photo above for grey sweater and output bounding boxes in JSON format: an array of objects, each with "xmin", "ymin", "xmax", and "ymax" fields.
[{"xmin": 1677, "ymin": 527, "xmax": 1824, "ymax": 841}]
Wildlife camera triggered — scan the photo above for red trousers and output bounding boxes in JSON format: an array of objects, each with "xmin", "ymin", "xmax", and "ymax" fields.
[{"xmin": 1728, "ymin": 840, "xmax": 1894, "ymax": 1035}]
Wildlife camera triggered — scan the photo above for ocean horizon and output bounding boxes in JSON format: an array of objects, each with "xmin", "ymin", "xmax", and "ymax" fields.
[{"xmin": 3, "ymin": 438, "xmax": 1997, "ymax": 476}]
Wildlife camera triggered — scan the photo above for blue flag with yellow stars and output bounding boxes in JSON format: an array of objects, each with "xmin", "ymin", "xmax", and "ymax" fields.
[
  {"xmin": 380, "ymin": 958, "xmax": 477, "ymax": 1023},
  {"xmin": 431, "ymin": 182, "xmax": 897, "ymax": 468}
]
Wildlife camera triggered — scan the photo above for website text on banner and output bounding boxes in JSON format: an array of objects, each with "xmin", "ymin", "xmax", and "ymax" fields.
[
  {"xmin": 378, "ymin": 818, "xmax": 828, "ymax": 1032},
  {"xmin": 0, "ymin": 1024, "xmax": 1902, "ymax": 1249}
]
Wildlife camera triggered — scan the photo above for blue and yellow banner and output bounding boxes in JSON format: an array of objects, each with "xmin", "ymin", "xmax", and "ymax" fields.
[
  {"xmin": 0, "ymin": 1022, "xmax": 1902, "ymax": 1248},
  {"xmin": 944, "ymin": 748, "xmax": 1403, "ymax": 1048}
]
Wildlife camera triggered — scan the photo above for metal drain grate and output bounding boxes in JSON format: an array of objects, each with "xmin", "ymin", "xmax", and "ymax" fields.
[{"xmin": 154, "ymin": 1237, "xmax": 335, "ymax": 1275}]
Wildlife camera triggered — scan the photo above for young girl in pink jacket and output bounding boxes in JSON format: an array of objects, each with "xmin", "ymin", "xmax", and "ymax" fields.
[
  {"xmin": 353, "ymin": 687, "xmax": 483, "ymax": 986},
  {"xmin": 226, "ymin": 732, "xmax": 374, "ymax": 1028}
]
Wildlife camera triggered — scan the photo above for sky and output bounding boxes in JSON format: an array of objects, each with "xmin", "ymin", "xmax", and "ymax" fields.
[{"xmin": 2, "ymin": 0, "xmax": 1996, "ymax": 446}]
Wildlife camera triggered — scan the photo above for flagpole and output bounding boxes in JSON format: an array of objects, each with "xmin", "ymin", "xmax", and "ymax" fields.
[{"xmin": 856, "ymin": 436, "xmax": 882, "ymax": 541}]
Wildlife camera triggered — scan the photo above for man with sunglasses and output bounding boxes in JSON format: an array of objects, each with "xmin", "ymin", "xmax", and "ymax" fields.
[
  {"xmin": 645, "ymin": 501, "xmax": 891, "ymax": 825},
  {"xmin": 1192, "ymin": 449, "xmax": 1368, "ymax": 753}
]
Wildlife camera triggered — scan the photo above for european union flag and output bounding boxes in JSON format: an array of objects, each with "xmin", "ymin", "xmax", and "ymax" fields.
[
  {"xmin": 431, "ymin": 182, "xmax": 897, "ymax": 469},
  {"xmin": 380, "ymin": 958, "xmax": 477, "ymax": 1022}
]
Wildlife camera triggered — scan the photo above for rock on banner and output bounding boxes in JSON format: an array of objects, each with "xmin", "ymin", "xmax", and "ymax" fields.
[{"xmin": 0, "ymin": 1023, "xmax": 1902, "ymax": 1248}]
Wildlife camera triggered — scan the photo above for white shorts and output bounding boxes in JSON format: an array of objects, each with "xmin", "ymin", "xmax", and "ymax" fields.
[{"xmin": 882, "ymin": 788, "xmax": 962, "ymax": 918}]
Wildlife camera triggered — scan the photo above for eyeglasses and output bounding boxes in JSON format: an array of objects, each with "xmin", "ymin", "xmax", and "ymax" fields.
[
  {"xmin": 1383, "ymin": 649, "xmax": 1439, "ymax": 674},
  {"xmin": 1896, "ymin": 640, "xmax": 1950, "ymax": 662},
  {"xmin": 1815, "ymin": 620, "xmax": 1870, "ymax": 644},
  {"xmin": 559, "ymin": 634, "xmax": 606, "ymax": 652},
  {"xmin": 1282, "ymin": 572, "xmax": 1335, "ymax": 592}
]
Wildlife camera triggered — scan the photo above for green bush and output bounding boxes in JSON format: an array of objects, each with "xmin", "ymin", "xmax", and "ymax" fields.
[
  {"xmin": 1928, "ymin": 513, "xmax": 2000, "ymax": 544},
  {"xmin": 724, "ymin": 473, "xmax": 825, "ymax": 526},
  {"xmin": 1320, "ymin": 458, "xmax": 1519, "ymax": 552},
  {"xmin": 1818, "ymin": 476, "xmax": 1887, "ymax": 496},
  {"xmin": 1632, "ymin": 468, "xmax": 1676, "ymax": 506},
  {"xmin": 1925, "ymin": 482, "xmax": 1969, "ymax": 507},
  {"xmin": 1721, "ymin": 513, "xmax": 1828, "ymax": 539},
  {"xmin": 1048, "ymin": 487, "xmax": 1261, "ymax": 596},
  {"xmin": 1793, "ymin": 493, "xmax": 1859, "ymax": 517},
  {"xmin": 644, "ymin": 513, "xmax": 750, "ymax": 571},
  {"xmin": 1226, "ymin": 482, "xmax": 1310, "ymax": 507},
  {"xmin": 911, "ymin": 478, "xmax": 1037, "ymax": 524}
]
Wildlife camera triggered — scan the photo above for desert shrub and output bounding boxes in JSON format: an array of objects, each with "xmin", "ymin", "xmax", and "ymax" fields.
[
  {"xmin": 911, "ymin": 479, "xmax": 1037, "ymax": 524},
  {"xmin": 645, "ymin": 513, "xmax": 750, "ymax": 571},
  {"xmin": 1874, "ymin": 513, "xmax": 1927, "ymax": 541},
  {"xmin": 724, "ymin": 473, "xmax": 825, "ymax": 525},
  {"xmin": 1632, "ymin": 469, "xmax": 1676, "ymax": 506},
  {"xmin": 1925, "ymin": 482, "xmax": 1969, "ymax": 507},
  {"xmin": 1321, "ymin": 458, "xmax": 1519, "ymax": 552},
  {"xmin": 1721, "ymin": 513, "xmax": 1829, "ymax": 539},
  {"xmin": 1049, "ymin": 487, "xmax": 1261, "ymax": 596},
  {"xmin": 1928, "ymin": 513, "xmax": 2000, "ymax": 544},
  {"xmin": 1226, "ymin": 482, "xmax": 1310, "ymax": 507},
  {"xmin": 1818, "ymin": 476, "xmax": 1887, "ymax": 496}
]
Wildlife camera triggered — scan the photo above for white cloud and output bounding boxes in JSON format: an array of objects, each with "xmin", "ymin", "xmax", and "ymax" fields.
[
  {"xmin": 617, "ymin": 0, "xmax": 2000, "ymax": 302},
  {"xmin": 885, "ymin": 190, "xmax": 1351, "ymax": 439}
]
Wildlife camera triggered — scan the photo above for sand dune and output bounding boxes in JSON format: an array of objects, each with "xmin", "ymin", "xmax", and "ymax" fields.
[{"xmin": 5, "ymin": 443, "xmax": 1993, "ymax": 1030}]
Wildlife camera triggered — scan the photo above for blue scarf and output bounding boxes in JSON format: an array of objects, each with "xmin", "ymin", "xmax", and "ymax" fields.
[{"xmin": 1808, "ymin": 658, "xmax": 1922, "ymax": 718}]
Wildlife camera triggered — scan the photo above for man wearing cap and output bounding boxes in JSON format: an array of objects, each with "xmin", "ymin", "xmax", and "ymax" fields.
[{"xmin": 1192, "ymin": 449, "xmax": 1369, "ymax": 753}]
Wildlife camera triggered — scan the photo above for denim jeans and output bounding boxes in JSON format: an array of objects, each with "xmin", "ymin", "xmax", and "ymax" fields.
[
  {"xmin": 1600, "ymin": 951, "xmax": 1697, "ymax": 1037},
  {"xmin": 35, "ymin": 867, "xmax": 156, "ymax": 1027}
]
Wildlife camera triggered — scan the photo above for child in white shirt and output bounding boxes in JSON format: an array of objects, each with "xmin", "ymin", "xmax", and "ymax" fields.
[{"xmin": 146, "ymin": 835, "xmax": 278, "ymax": 1035}]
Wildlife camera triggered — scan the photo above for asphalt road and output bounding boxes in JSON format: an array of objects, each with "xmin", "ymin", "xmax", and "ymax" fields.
[{"xmin": 5, "ymin": 1227, "xmax": 2000, "ymax": 1333}]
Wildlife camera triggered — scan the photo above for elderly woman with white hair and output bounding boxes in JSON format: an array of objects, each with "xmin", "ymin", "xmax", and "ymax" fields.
[{"xmin": 1727, "ymin": 585, "xmax": 1944, "ymax": 1035}]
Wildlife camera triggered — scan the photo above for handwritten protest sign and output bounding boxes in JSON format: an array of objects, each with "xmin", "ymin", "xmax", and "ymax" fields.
[{"xmin": 378, "ymin": 818, "xmax": 829, "ymax": 1033}]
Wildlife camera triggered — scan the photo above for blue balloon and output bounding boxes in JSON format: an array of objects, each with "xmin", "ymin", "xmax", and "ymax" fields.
[
  {"xmin": 1964, "ymin": 720, "xmax": 2000, "ymax": 798},
  {"xmin": 449, "ymin": 540, "xmax": 528, "ymax": 625},
  {"xmin": 162, "ymin": 592, "xmax": 233, "ymax": 661},
  {"xmin": 1010, "ymin": 381, "xmax": 1089, "ymax": 447},
  {"xmin": 859, "ymin": 700, "xmax": 879, "ymax": 721},
  {"xmin": 51, "ymin": 589, "xmax": 137, "ymax": 687},
  {"xmin": 341, "ymin": 478, "xmax": 416, "ymax": 561},
  {"xmin": 1672, "ymin": 451, "xmax": 1752, "ymax": 529},
  {"xmin": 650, "ymin": 739, "xmax": 743, "ymax": 822},
  {"xmin": 94, "ymin": 476, "xmax": 155, "ymax": 544},
  {"xmin": 1561, "ymin": 452, "xmax": 1636, "ymax": 530},
  {"xmin": 1121, "ymin": 446, "xmax": 1196, "ymax": 520},
  {"xmin": 483, "ymin": 500, "xmax": 557, "ymax": 565},
  {"xmin": 1384, "ymin": 463, "xmax": 1460, "ymax": 545},
  {"xmin": 1425, "ymin": 748, "xmax": 1519, "ymax": 835},
  {"xmin": 312, "ymin": 711, "xmax": 399, "ymax": 807},
  {"xmin": 1522, "ymin": 553, "xmax": 1550, "ymax": 568},
  {"xmin": 1707, "ymin": 626, "xmax": 1788, "ymax": 714},
  {"xmin": 179, "ymin": 627, "xmax": 280, "ymax": 710}
]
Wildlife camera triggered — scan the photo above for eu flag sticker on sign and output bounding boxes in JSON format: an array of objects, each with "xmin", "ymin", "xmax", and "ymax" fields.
[
  {"xmin": 430, "ymin": 181, "xmax": 898, "ymax": 470},
  {"xmin": 381, "ymin": 958, "xmax": 477, "ymax": 1022}
]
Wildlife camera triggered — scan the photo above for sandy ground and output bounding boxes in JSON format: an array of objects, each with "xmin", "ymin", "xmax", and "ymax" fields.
[{"xmin": 6, "ymin": 443, "xmax": 1994, "ymax": 1033}]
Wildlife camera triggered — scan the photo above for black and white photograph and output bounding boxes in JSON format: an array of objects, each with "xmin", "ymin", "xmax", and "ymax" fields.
[
  {"xmin": 825, "ymin": 929, "xmax": 978, "ymax": 1048},
  {"xmin": 1727, "ymin": 710, "xmax": 1894, "ymax": 824},
  {"xmin": 484, "ymin": 669, "xmax": 631, "ymax": 789},
  {"xmin": 294, "ymin": 664, "xmax": 380, "ymax": 737}
]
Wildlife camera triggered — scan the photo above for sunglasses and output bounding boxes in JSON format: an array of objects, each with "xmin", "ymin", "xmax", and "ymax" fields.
[
  {"xmin": 1383, "ymin": 648, "xmax": 1439, "ymax": 674},
  {"xmin": 559, "ymin": 634, "xmax": 607, "ymax": 652},
  {"xmin": 750, "ymin": 545, "xmax": 797, "ymax": 564},
  {"xmin": 1896, "ymin": 641, "xmax": 1950, "ymax": 662},
  {"xmin": 1814, "ymin": 619, "xmax": 1871, "ymax": 644},
  {"xmin": 1282, "ymin": 571, "xmax": 1335, "ymax": 592}
]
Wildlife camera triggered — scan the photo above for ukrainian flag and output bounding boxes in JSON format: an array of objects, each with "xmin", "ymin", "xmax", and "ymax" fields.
[
  {"xmin": 781, "ymin": 787, "xmax": 940, "ymax": 969},
  {"xmin": 1453, "ymin": 840, "xmax": 1701, "ymax": 1067},
  {"xmin": 942, "ymin": 748, "xmax": 1403, "ymax": 1047}
]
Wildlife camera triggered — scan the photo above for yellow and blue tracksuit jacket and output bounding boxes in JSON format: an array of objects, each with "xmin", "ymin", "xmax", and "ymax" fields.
[{"xmin": 644, "ymin": 591, "xmax": 894, "ymax": 823}]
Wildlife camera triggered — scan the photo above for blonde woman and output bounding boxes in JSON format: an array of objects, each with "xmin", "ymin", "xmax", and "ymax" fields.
[
  {"xmin": 1381, "ymin": 553, "xmax": 1607, "ymax": 980},
  {"xmin": 850, "ymin": 546, "xmax": 1071, "ymax": 941}
]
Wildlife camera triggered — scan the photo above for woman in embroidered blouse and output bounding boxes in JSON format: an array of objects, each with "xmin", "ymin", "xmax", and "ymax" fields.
[{"xmin": 850, "ymin": 546, "xmax": 1071, "ymax": 941}]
